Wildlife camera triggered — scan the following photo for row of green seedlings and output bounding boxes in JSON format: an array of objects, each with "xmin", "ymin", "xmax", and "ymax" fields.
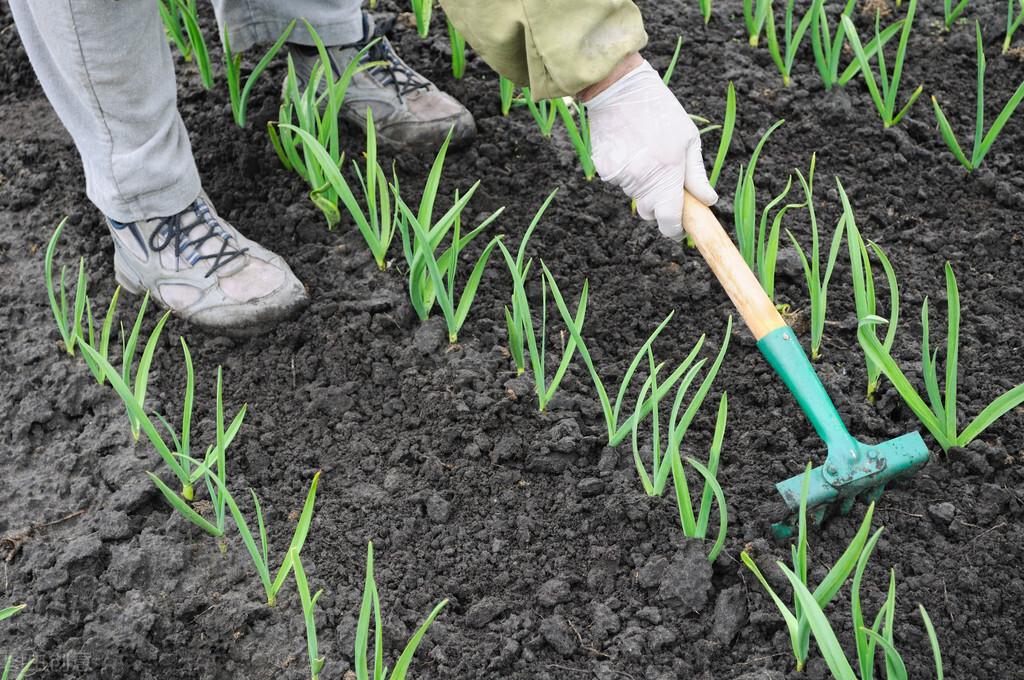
[
  {"xmin": 740, "ymin": 0, "xmax": 1024, "ymax": 171},
  {"xmin": 742, "ymin": 0, "xmax": 911, "ymax": 93},
  {"xmin": 44, "ymin": 226, "xmax": 445, "ymax": 680},
  {"xmin": 493, "ymin": 188, "xmax": 733, "ymax": 559},
  {"xmin": 158, "ymin": 0, "xmax": 295, "ymax": 126},
  {"xmin": 741, "ymin": 465, "xmax": 944, "ymax": 677},
  {"xmin": 269, "ymin": 29, "xmax": 504, "ymax": 344},
  {"xmin": 726, "ymin": 120, "xmax": 1024, "ymax": 449},
  {"xmin": 158, "ymin": 0, "xmax": 1024, "ymax": 174},
  {"xmin": 1, "ymin": 605, "xmax": 31, "ymax": 680},
  {"xmin": 436, "ymin": 0, "xmax": 1022, "ymax": 175}
]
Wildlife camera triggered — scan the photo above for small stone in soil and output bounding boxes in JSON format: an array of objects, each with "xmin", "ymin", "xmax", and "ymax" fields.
[
  {"xmin": 577, "ymin": 477, "xmax": 605, "ymax": 497},
  {"xmin": 466, "ymin": 596, "xmax": 508, "ymax": 629},
  {"xmin": 426, "ymin": 493, "xmax": 450, "ymax": 523},
  {"xmin": 712, "ymin": 584, "xmax": 748, "ymax": 645},
  {"xmin": 656, "ymin": 541, "xmax": 712, "ymax": 612},
  {"xmin": 647, "ymin": 625, "xmax": 677, "ymax": 652},
  {"xmin": 635, "ymin": 606, "xmax": 661, "ymax": 624},
  {"xmin": 590, "ymin": 602, "xmax": 620, "ymax": 641},
  {"xmin": 536, "ymin": 578, "xmax": 571, "ymax": 607},
  {"xmin": 539, "ymin": 614, "xmax": 576, "ymax": 657},
  {"xmin": 928, "ymin": 501, "xmax": 956, "ymax": 526}
]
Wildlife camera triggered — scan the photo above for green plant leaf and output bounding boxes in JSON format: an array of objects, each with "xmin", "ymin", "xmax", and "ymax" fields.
[
  {"xmin": 146, "ymin": 472, "xmax": 222, "ymax": 536},
  {"xmin": 778, "ymin": 564, "xmax": 858, "ymax": 680}
]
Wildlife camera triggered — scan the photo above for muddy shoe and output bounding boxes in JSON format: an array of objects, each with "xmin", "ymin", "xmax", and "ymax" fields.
[
  {"xmin": 107, "ymin": 193, "xmax": 308, "ymax": 336},
  {"xmin": 288, "ymin": 12, "xmax": 475, "ymax": 149}
]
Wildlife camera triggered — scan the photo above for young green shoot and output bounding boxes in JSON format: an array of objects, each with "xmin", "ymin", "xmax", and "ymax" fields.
[
  {"xmin": 499, "ymin": 76, "xmax": 517, "ymax": 116},
  {"xmin": 840, "ymin": 180, "xmax": 899, "ymax": 402},
  {"xmin": 944, "ymin": 0, "xmax": 970, "ymax": 30},
  {"xmin": 44, "ymin": 219, "xmax": 125, "ymax": 385},
  {"xmin": 544, "ymin": 260, "xmax": 728, "ymax": 447},
  {"xmin": 931, "ymin": 22, "xmax": 1024, "ymax": 171},
  {"xmin": 79, "ymin": 337, "xmax": 247, "ymax": 522},
  {"xmin": 709, "ymin": 81, "xmax": 736, "ymax": 190},
  {"xmin": 779, "ymin": 547, "xmax": 945, "ymax": 680},
  {"xmin": 696, "ymin": 0, "xmax": 712, "ymax": 24},
  {"xmin": 45, "ymin": 218, "xmax": 88, "ymax": 356},
  {"xmin": 354, "ymin": 542, "xmax": 448, "ymax": 680},
  {"xmin": 281, "ymin": 112, "xmax": 397, "ymax": 268},
  {"xmin": 1, "ymin": 604, "xmax": 32, "ymax": 680},
  {"xmin": 552, "ymin": 98, "xmax": 595, "ymax": 180},
  {"xmin": 1006, "ymin": 0, "xmax": 1024, "ymax": 53},
  {"xmin": 496, "ymin": 189, "xmax": 561, "ymax": 378},
  {"xmin": 810, "ymin": 0, "xmax": 906, "ymax": 90},
  {"xmin": 0, "ymin": 656, "xmax": 32, "ymax": 680},
  {"xmin": 447, "ymin": 18, "xmax": 466, "ymax": 79},
  {"xmin": 291, "ymin": 549, "xmax": 325, "ymax": 680},
  {"xmin": 859, "ymin": 262, "xmax": 1024, "ymax": 452},
  {"xmin": 398, "ymin": 187, "xmax": 503, "ymax": 344},
  {"xmin": 787, "ymin": 154, "xmax": 845, "ymax": 361},
  {"xmin": 841, "ymin": 0, "xmax": 923, "ymax": 128},
  {"xmin": 0, "ymin": 605, "xmax": 24, "ymax": 624},
  {"xmin": 206, "ymin": 471, "xmax": 322, "ymax": 606},
  {"xmin": 502, "ymin": 253, "xmax": 585, "ymax": 412},
  {"xmin": 411, "ymin": 0, "xmax": 433, "ymax": 38},
  {"xmin": 629, "ymin": 318, "xmax": 732, "ymax": 497},
  {"xmin": 733, "ymin": 120, "xmax": 806, "ymax": 301},
  {"xmin": 158, "ymin": 0, "xmax": 192, "ymax": 60},
  {"xmin": 270, "ymin": 28, "xmax": 378, "ymax": 227},
  {"xmin": 744, "ymin": 0, "xmax": 773, "ymax": 46},
  {"xmin": 764, "ymin": 0, "xmax": 820, "ymax": 86},
  {"xmin": 663, "ymin": 37, "xmax": 684, "ymax": 85},
  {"xmin": 670, "ymin": 393, "xmax": 728, "ymax": 562},
  {"xmin": 119, "ymin": 302, "xmax": 172, "ymax": 441},
  {"xmin": 520, "ymin": 88, "xmax": 558, "ymax": 137},
  {"xmin": 393, "ymin": 130, "xmax": 504, "ymax": 332},
  {"xmin": 741, "ymin": 464, "xmax": 877, "ymax": 671},
  {"xmin": 223, "ymin": 19, "xmax": 296, "ymax": 126},
  {"xmin": 158, "ymin": 0, "xmax": 214, "ymax": 89}
]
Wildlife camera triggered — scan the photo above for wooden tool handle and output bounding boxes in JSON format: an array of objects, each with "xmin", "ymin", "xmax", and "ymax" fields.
[{"xmin": 681, "ymin": 189, "xmax": 786, "ymax": 341}]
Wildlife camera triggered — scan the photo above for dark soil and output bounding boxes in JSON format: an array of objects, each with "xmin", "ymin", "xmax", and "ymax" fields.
[{"xmin": 2, "ymin": 1, "xmax": 1024, "ymax": 678}]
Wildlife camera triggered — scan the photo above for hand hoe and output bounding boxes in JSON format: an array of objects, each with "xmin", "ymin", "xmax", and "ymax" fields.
[{"xmin": 680, "ymin": 190, "xmax": 929, "ymax": 532}]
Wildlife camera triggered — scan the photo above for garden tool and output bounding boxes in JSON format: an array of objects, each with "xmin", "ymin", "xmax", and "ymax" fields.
[{"xmin": 680, "ymin": 190, "xmax": 929, "ymax": 533}]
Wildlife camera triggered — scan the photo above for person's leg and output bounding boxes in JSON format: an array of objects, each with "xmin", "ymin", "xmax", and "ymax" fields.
[
  {"xmin": 8, "ymin": 0, "xmax": 200, "ymax": 223},
  {"xmin": 210, "ymin": 0, "xmax": 364, "ymax": 52},
  {"xmin": 10, "ymin": 0, "xmax": 308, "ymax": 335}
]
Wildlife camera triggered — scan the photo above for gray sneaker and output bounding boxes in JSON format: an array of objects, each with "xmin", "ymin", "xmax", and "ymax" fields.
[
  {"xmin": 289, "ymin": 13, "xmax": 476, "ymax": 149},
  {"xmin": 107, "ymin": 193, "xmax": 308, "ymax": 336}
]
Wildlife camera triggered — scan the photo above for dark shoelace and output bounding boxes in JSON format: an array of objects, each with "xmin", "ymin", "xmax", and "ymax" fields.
[
  {"xmin": 360, "ymin": 18, "xmax": 431, "ymax": 98},
  {"xmin": 149, "ymin": 199, "xmax": 248, "ymax": 277}
]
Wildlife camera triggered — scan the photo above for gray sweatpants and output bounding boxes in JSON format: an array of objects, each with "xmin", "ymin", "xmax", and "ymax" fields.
[{"xmin": 9, "ymin": 0, "xmax": 363, "ymax": 223}]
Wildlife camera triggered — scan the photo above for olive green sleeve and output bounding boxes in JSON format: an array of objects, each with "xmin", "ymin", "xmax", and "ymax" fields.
[{"xmin": 439, "ymin": 0, "xmax": 648, "ymax": 100}]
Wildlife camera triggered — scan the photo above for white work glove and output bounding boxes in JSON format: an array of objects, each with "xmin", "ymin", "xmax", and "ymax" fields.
[{"xmin": 585, "ymin": 60, "xmax": 718, "ymax": 241}]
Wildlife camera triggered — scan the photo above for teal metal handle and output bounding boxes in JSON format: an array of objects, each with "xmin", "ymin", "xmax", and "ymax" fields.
[{"xmin": 757, "ymin": 327, "xmax": 857, "ymax": 452}]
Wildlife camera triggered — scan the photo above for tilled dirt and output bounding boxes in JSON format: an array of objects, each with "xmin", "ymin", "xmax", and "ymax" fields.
[{"xmin": 1, "ymin": 1, "xmax": 1023, "ymax": 679}]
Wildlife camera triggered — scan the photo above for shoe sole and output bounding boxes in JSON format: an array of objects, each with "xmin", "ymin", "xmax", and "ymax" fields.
[{"xmin": 113, "ymin": 249, "xmax": 309, "ymax": 339}]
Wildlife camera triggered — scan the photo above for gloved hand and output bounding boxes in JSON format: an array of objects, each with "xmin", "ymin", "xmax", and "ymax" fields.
[{"xmin": 584, "ymin": 60, "xmax": 718, "ymax": 241}]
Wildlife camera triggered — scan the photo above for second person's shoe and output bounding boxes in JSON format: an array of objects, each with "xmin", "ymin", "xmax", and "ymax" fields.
[{"xmin": 288, "ymin": 12, "xmax": 476, "ymax": 149}]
